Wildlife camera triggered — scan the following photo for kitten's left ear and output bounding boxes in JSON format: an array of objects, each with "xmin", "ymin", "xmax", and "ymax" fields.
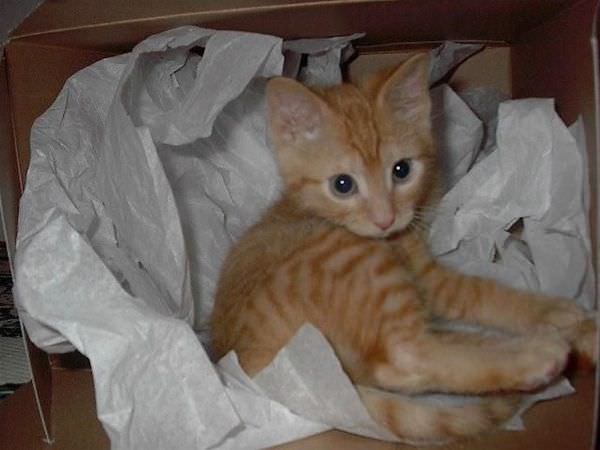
[
  {"xmin": 266, "ymin": 77, "xmax": 332, "ymax": 145},
  {"xmin": 377, "ymin": 53, "xmax": 431, "ymax": 129}
]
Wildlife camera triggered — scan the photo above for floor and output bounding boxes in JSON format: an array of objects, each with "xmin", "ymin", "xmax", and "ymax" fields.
[{"xmin": 0, "ymin": 242, "xmax": 30, "ymax": 400}]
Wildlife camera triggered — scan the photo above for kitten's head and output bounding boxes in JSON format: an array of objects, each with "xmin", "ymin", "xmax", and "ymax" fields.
[{"xmin": 266, "ymin": 54, "xmax": 438, "ymax": 238}]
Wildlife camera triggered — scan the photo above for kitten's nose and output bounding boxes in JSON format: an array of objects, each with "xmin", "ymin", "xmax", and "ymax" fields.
[{"xmin": 374, "ymin": 215, "xmax": 395, "ymax": 231}]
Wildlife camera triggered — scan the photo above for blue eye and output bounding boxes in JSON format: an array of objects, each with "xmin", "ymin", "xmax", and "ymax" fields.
[
  {"xmin": 330, "ymin": 174, "xmax": 357, "ymax": 197},
  {"xmin": 392, "ymin": 159, "xmax": 411, "ymax": 183}
]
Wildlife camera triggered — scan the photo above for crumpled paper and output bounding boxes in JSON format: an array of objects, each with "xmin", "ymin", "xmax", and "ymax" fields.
[
  {"xmin": 283, "ymin": 33, "xmax": 365, "ymax": 86},
  {"xmin": 430, "ymin": 84, "xmax": 484, "ymax": 189},
  {"xmin": 14, "ymin": 26, "xmax": 590, "ymax": 450},
  {"xmin": 215, "ymin": 324, "xmax": 397, "ymax": 449},
  {"xmin": 429, "ymin": 41, "xmax": 483, "ymax": 85},
  {"xmin": 459, "ymin": 86, "xmax": 511, "ymax": 163},
  {"xmin": 429, "ymin": 99, "xmax": 595, "ymax": 309}
]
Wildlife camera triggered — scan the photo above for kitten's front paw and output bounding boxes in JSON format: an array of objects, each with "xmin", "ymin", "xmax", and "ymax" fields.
[
  {"xmin": 533, "ymin": 299, "xmax": 597, "ymax": 370},
  {"xmin": 516, "ymin": 334, "xmax": 570, "ymax": 391},
  {"xmin": 536, "ymin": 299, "xmax": 585, "ymax": 331},
  {"xmin": 566, "ymin": 317, "xmax": 597, "ymax": 371}
]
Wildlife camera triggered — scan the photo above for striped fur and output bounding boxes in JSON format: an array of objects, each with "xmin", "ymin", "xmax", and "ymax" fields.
[{"xmin": 211, "ymin": 54, "xmax": 596, "ymax": 443}]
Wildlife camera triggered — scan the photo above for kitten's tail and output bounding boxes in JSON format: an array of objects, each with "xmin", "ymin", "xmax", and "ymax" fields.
[{"xmin": 356, "ymin": 385, "xmax": 519, "ymax": 444}]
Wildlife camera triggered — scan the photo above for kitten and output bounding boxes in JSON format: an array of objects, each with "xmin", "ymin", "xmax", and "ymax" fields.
[{"xmin": 210, "ymin": 54, "xmax": 596, "ymax": 443}]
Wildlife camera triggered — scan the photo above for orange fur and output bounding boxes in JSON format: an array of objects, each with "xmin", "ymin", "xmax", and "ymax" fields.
[{"xmin": 210, "ymin": 54, "xmax": 596, "ymax": 443}]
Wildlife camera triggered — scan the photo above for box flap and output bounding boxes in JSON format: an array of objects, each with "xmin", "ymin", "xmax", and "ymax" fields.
[{"xmin": 11, "ymin": 0, "xmax": 581, "ymax": 52}]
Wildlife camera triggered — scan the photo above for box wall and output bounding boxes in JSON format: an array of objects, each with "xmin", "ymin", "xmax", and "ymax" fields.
[
  {"xmin": 1, "ymin": 2, "xmax": 598, "ymax": 449},
  {"xmin": 0, "ymin": 368, "xmax": 109, "ymax": 449},
  {"xmin": 2, "ymin": 52, "xmax": 54, "ymax": 445},
  {"xmin": 0, "ymin": 58, "xmax": 19, "ymax": 259},
  {"xmin": 512, "ymin": 0, "xmax": 599, "ymax": 284},
  {"xmin": 2, "ymin": 41, "xmax": 114, "ymax": 445},
  {"xmin": 349, "ymin": 47, "xmax": 511, "ymax": 94},
  {"xmin": 10, "ymin": 0, "xmax": 579, "ymax": 53}
]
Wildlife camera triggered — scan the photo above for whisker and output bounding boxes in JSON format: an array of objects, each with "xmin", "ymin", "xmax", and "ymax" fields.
[
  {"xmin": 413, "ymin": 210, "xmax": 439, "ymax": 225},
  {"xmin": 409, "ymin": 217, "xmax": 431, "ymax": 235},
  {"xmin": 415, "ymin": 222, "xmax": 430, "ymax": 233},
  {"xmin": 416, "ymin": 205, "xmax": 450, "ymax": 214},
  {"xmin": 414, "ymin": 204, "xmax": 456, "ymax": 222},
  {"xmin": 408, "ymin": 224, "xmax": 429, "ymax": 239}
]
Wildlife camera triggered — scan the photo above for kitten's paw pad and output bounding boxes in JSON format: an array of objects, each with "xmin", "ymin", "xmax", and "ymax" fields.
[{"xmin": 517, "ymin": 335, "xmax": 570, "ymax": 391}]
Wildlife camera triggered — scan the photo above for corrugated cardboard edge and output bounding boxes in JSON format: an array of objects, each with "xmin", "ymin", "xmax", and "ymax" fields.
[
  {"xmin": 591, "ymin": 1, "xmax": 600, "ymax": 447},
  {"xmin": 0, "ymin": 55, "xmax": 52, "ymax": 444}
]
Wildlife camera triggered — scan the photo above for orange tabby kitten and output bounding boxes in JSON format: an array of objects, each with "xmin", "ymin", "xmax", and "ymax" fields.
[{"xmin": 211, "ymin": 54, "xmax": 597, "ymax": 443}]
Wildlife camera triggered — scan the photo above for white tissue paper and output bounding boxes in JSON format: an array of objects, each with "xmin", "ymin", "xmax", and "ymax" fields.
[
  {"xmin": 430, "ymin": 84, "xmax": 483, "ymax": 189},
  {"xmin": 429, "ymin": 100, "xmax": 595, "ymax": 309},
  {"xmin": 428, "ymin": 41, "xmax": 483, "ymax": 85},
  {"xmin": 283, "ymin": 33, "xmax": 365, "ymax": 86},
  {"xmin": 14, "ymin": 26, "xmax": 589, "ymax": 450}
]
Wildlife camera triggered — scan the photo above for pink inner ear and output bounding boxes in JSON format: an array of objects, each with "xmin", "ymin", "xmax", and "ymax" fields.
[{"xmin": 268, "ymin": 86, "xmax": 323, "ymax": 143}]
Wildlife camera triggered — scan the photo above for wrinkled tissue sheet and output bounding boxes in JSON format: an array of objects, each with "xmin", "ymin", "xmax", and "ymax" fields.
[{"xmin": 14, "ymin": 27, "xmax": 590, "ymax": 449}]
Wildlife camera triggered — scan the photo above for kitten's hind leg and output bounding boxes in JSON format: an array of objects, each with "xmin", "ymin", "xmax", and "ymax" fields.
[
  {"xmin": 357, "ymin": 385, "xmax": 519, "ymax": 443},
  {"xmin": 367, "ymin": 329, "xmax": 569, "ymax": 395}
]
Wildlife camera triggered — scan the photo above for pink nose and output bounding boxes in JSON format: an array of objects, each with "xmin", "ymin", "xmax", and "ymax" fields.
[{"xmin": 374, "ymin": 215, "xmax": 395, "ymax": 231}]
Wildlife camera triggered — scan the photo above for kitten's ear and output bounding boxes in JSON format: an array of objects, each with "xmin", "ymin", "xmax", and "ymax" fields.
[
  {"xmin": 377, "ymin": 54, "xmax": 431, "ymax": 129},
  {"xmin": 266, "ymin": 77, "xmax": 331, "ymax": 144}
]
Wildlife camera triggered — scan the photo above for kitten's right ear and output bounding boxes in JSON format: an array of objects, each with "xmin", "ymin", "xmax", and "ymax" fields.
[
  {"xmin": 266, "ymin": 77, "xmax": 330, "ymax": 145},
  {"xmin": 376, "ymin": 53, "xmax": 431, "ymax": 129}
]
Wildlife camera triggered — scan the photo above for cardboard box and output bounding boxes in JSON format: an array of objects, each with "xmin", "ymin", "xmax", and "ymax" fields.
[{"xmin": 0, "ymin": 1, "xmax": 598, "ymax": 448}]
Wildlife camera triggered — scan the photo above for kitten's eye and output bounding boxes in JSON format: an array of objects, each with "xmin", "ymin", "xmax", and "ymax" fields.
[
  {"xmin": 392, "ymin": 159, "xmax": 411, "ymax": 183},
  {"xmin": 330, "ymin": 174, "xmax": 357, "ymax": 197}
]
